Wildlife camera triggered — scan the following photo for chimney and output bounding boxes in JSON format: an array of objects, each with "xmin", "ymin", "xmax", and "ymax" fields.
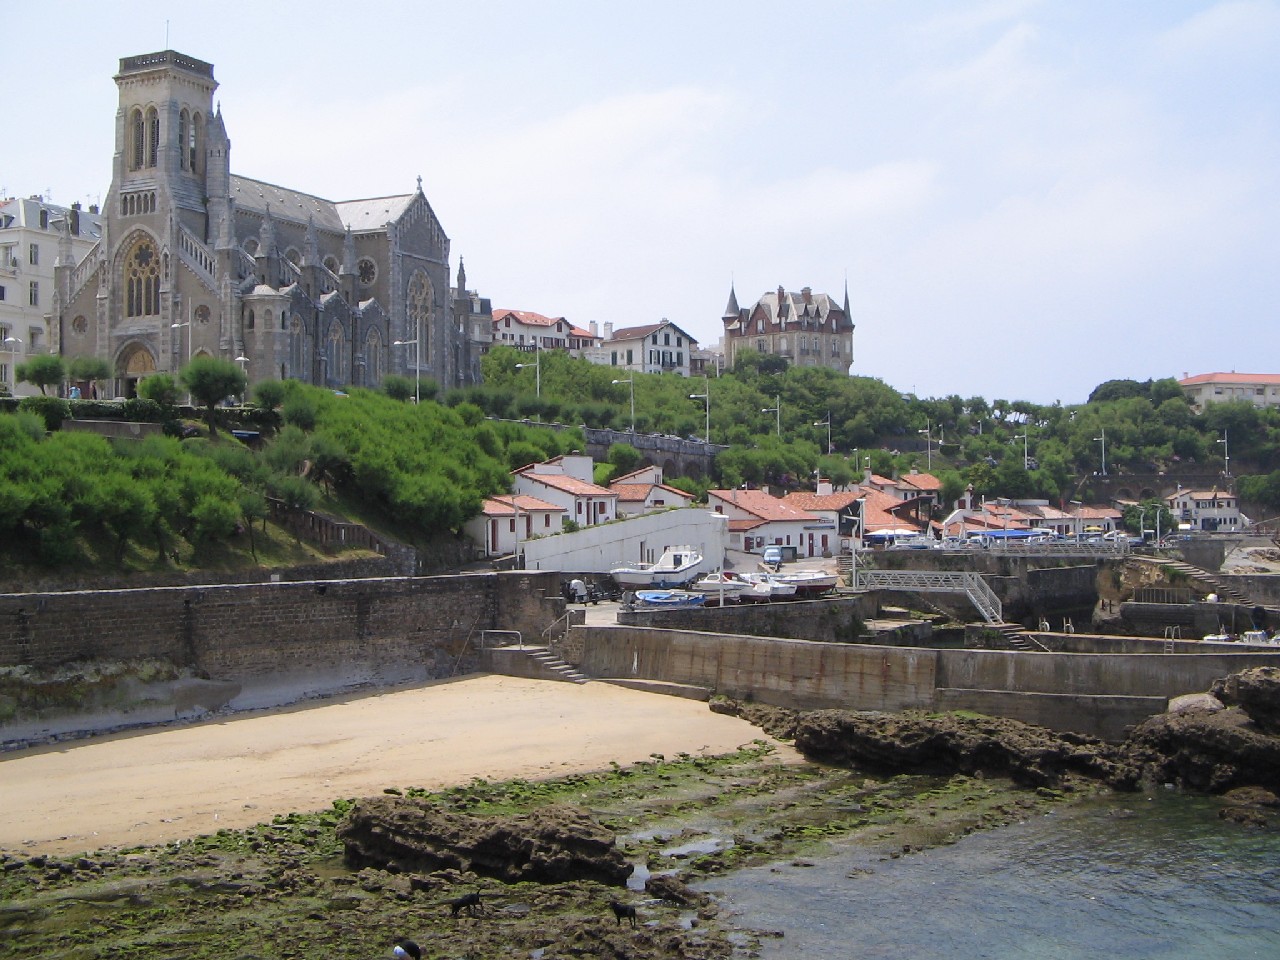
[
  {"xmin": 590, "ymin": 320, "xmax": 598, "ymax": 337},
  {"xmin": 817, "ymin": 479, "xmax": 833, "ymax": 496},
  {"xmin": 604, "ymin": 321, "xmax": 613, "ymax": 339},
  {"xmin": 801, "ymin": 286, "xmax": 812, "ymax": 304}
]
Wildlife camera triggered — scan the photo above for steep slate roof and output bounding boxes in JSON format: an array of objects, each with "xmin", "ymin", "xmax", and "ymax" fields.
[
  {"xmin": 231, "ymin": 175, "xmax": 346, "ymax": 232},
  {"xmin": 707, "ymin": 489, "xmax": 818, "ymax": 523},
  {"xmin": 335, "ymin": 194, "xmax": 417, "ymax": 232}
]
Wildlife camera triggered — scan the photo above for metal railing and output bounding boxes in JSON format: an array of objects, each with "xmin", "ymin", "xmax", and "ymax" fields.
[{"xmin": 855, "ymin": 568, "xmax": 1002, "ymax": 624}]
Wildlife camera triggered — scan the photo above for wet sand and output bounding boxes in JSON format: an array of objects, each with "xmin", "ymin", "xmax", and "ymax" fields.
[{"xmin": 0, "ymin": 674, "xmax": 788, "ymax": 856}]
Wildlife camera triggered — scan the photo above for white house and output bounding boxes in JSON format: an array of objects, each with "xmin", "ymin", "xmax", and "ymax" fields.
[
  {"xmin": 609, "ymin": 466, "xmax": 694, "ymax": 519},
  {"xmin": 706, "ymin": 488, "xmax": 823, "ymax": 557},
  {"xmin": 1166, "ymin": 487, "xmax": 1245, "ymax": 532},
  {"xmin": 466, "ymin": 493, "xmax": 565, "ymax": 558},
  {"xmin": 584, "ymin": 319, "xmax": 698, "ymax": 377},
  {"xmin": 512, "ymin": 454, "xmax": 618, "ymax": 528}
]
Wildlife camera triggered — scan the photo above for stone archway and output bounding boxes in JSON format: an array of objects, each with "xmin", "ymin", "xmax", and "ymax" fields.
[{"xmin": 117, "ymin": 342, "xmax": 157, "ymax": 399}]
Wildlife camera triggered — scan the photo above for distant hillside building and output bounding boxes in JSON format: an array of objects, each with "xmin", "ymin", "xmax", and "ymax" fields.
[
  {"xmin": 1178, "ymin": 372, "xmax": 1280, "ymax": 412},
  {"xmin": 721, "ymin": 284, "xmax": 854, "ymax": 373},
  {"xmin": 585, "ymin": 319, "xmax": 699, "ymax": 376},
  {"xmin": 50, "ymin": 49, "xmax": 482, "ymax": 397}
]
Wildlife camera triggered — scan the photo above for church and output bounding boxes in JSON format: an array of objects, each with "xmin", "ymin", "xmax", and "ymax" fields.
[{"xmin": 52, "ymin": 50, "xmax": 483, "ymax": 397}]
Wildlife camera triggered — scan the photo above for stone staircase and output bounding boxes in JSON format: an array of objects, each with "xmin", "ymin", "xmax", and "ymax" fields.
[
  {"xmin": 1136, "ymin": 557, "xmax": 1253, "ymax": 605},
  {"xmin": 524, "ymin": 648, "xmax": 591, "ymax": 684},
  {"xmin": 976, "ymin": 622, "xmax": 1049, "ymax": 652}
]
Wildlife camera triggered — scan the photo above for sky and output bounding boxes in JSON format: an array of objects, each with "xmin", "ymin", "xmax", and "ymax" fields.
[{"xmin": 6, "ymin": 1, "xmax": 1278, "ymax": 405}]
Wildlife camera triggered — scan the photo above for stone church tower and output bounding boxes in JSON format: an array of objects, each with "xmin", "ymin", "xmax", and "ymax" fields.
[{"xmin": 53, "ymin": 50, "xmax": 473, "ymax": 397}]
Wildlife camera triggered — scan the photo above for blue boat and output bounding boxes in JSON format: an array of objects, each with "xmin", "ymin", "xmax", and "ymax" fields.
[{"xmin": 634, "ymin": 589, "xmax": 705, "ymax": 608}]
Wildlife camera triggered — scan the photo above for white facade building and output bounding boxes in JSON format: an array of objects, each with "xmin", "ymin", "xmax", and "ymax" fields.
[
  {"xmin": 0, "ymin": 197, "xmax": 102, "ymax": 396},
  {"xmin": 584, "ymin": 319, "xmax": 698, "ymax": 376},
  {"xmin": 1165, "ymin": 487, "xmax": 1245, "ymax": 533}
]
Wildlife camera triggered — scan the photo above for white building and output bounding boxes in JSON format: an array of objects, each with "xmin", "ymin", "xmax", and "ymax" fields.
[
  {"xmin": 609, "ymin": 466, "xmax": 695, "ymax": 519},
  {"xmin": 584, "ymin": 319, "xmax": 698, "ymax": 376},
  {"xmin": 512, "ymin": 454, "xmax": 617, "ymax": 528},
  {"xmin": 1179, "ymin": 372, "xmax": 1280, "ymax": 412},
  {"xmin": 1166, "ymin": 487, "xmax": 1245, "ymax": 533},
  {"xmin": 0, "ymin": 197, "xmax": 102, "ymax": 396},
  {"xmin": 465, "ymin": 493, "xmax": 564, "ymax": 559},
  {"xmin": 706, "ymin": 487, "xmax": 824, "ymax": 557}
]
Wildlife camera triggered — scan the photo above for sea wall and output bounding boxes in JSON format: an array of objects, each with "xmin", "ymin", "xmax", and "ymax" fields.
[
  {"xmin": 569, "ymin": 624, "xmax": 1280, "ymax": 739},
  {"xmin": 0, "ymin": 571, "xmax": 563, "ymax": 736}
]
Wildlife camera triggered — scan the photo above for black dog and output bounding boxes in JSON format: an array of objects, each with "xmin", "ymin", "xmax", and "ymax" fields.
[
  {"xmin": 449, "ymin": 891, "xmax": 484, "ymax": 917},
  {"xmin": 393, "ymin": 940, "xmax": 421, "ymax": 960},
  {"xmin": 608, "ymin": 900, "xmax": 637, "ymax": 927}
]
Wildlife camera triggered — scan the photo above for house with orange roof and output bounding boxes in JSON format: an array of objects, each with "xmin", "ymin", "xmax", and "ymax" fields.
[
  {"xmin": 1165, "ymin": 487, "xmax": 1245, "ymax": 532},
  {"xmin": 492, "ymin": 308, "xmax": 575, "ymax": 352},
  {"xmin": 465, "ymin": 494, "xmax": 566, "ymax": 558},
  {"xmin": 608, "ymin": 466, "xmax": 695, "ymax": 519},
  {"xmin": 706, "ymin": 488, "xmax": 830, "ymax": 557},
  {"xmin": 512, "ymin": 454, "xmax": 618, "ymax": 528},
  {"xmin": 1178, "ymin": 372, "xmax": 1280, "ymax": 412}
]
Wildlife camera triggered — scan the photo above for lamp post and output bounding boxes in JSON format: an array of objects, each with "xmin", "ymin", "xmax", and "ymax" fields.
[
  {"xmin": 1013, "ymin": 431, "xmax": 1029, "ymax": 469},
  {"xmin": 392, "ymin": 335, "xmax": 420, "ymax": 404},
  {"xmin": 814, "ymin": 411, "xmax": 832, "ymax": 455},
  {"xmin": 2, "ymin": 335, "xmax": 22, "ymax": 394},
  {"xmin": 1070, "ymin": 499, "xmax": 1084, "ymax": 542},
  {"xmin": 171, "ymin": 310, "xmax": 192, "ymax": 404},
  {"xmin": 1093, "ymin": 427, "xmax": 1107, "ymax": 476},
  {"xmin": 918, "ymin": 419, "xmax": 933, "ymax": 471},
  {"xmin": 1218, "ymin": 430, "xmax": 1230, "ymax": 477},
  {"xmin": 689, "ymin": 375, "xmax": 710, "ymax": 443},
  {"xmin": 761, "ymin": 395, "xmax": 780, "ymax": 436},
  {"xmin": 612, "ymin": 378, "xmax": 634, "ymax": 433},
  {"xmin": 515, "ymin": 345, "xmax": 541, "ymax": 399},
  {"xmin": 234, "ymin": 356, "xmax": 249, "ymax": 404}
]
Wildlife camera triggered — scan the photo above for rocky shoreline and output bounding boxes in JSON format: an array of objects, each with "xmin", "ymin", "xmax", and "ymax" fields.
[{"xmin": 2, "ymin": 669, "xmax": 1276, "ymax": 959}]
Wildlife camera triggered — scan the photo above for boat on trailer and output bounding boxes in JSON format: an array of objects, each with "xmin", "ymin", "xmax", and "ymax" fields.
[
  {"xmin": 610, "ymin": 545, "xmax": 706, "ymax": 588},
  {"xmin": 690, "ymin": 571, "xmax": 751, "ymax": 602},
  {"xmin": 634, "ymin": 589, "xmax": 706, "ymax": 608}
]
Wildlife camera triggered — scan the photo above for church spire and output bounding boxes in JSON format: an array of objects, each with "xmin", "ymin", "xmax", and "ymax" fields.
[
  {"xmin": 842, "ymin": 277, "xmax": 850, "ymax": 318},
  {"xmin": 456, "ymin": 256, "xmax": 467, "ymax": 293}
]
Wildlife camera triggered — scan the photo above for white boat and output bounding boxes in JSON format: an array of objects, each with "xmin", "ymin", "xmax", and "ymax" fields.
[
  {"xmin": 690, "ymin": 571, "xmax": 750, "ymax": 601},
  {"xmin": 610, "ymin": 546, "xmax": 706, "ymax": 588},
  {"xmin": 770, "ymin": 568, "xmax": 839, "ymax": 595},
  {"xmin": 738, "ymin": 572, "xmax": 799, "ymax": 601},
  {"xmin": 634, "ymin": 589, "xmax": 705, "ymax": 608}
]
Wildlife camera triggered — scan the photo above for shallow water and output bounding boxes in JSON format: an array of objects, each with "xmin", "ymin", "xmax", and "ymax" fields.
[{"xmin": 708, "ymin": 790, "xmax": 1280, "ymax": 959}]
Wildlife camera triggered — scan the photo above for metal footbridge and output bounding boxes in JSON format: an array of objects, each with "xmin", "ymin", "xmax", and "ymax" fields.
[{"xmin": 853, "ymin": 569, "xmax": 1003, "ymax": 624}]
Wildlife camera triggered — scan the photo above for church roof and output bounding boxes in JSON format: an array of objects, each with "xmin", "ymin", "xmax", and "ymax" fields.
[
  {"xmin": 335, "ymin": 194, "xmax": 417, "ymax": 233},
  {"xmin": 231, "ymin": 176, "xmax": 346, "ymax": 233}
]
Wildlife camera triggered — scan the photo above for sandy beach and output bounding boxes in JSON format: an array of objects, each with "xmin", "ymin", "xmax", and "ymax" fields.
[{"xmin": 0, "ymin": 674, "xmax": 787, "ymax": 856}]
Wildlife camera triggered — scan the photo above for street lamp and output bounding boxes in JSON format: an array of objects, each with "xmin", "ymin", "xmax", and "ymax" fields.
[
  {"xmin": 918, "ymin": 419, "xmax": 933, "ymax": 471},
  {"xmin": 689, "ymin": 375, "xmax": 710, "ymax": 443},
  {"xmin": 612, "ymin": 378, "xmax": 635, "ymax": 433},
  {"xmin": 392, "ymin": 335, "xmax": 420, "ymax": 404},
  {"xmin": 761, "ymin": 395, "xmax": 780, "ymax": 436},
  {"xmin": 1218, "ymin": 430, "xmax": 1230, "ymax": 477},
  {"xmin": 515, "ymin": 345, "xmax": 541, "ymax": 399},
  {"xmin": 814, "ymin": 411, "xmax": 832, "ymax": 455},
  {"xmin": 1093, "ymin": 427, "xmax": 1107, "ymax": 476},
  {"xmin": 234, "ymin": 356, "xmax": 249, "ymax": 404},
  {"xmin": 1012, "ymin": 432, "xmax": 1029, "ymax": 469},
  {"xmin": 171, "ymin": 315, "xmax": 192, "ymax": 404}
]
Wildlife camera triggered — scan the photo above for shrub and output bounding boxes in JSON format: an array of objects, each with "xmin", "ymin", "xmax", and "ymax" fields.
[{"xmin": 17, "ymin": 395, "xmax": 71, "ymax": 431}]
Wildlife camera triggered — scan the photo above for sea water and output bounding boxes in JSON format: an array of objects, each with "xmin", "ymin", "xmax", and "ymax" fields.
[{"xmin": 708, "ymin": 790, "xmax": 1280, "ymax": 959}]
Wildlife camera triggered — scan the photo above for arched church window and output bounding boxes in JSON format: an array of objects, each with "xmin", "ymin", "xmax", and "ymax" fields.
[
  {"xmin": 407, "ymin": 270, "xmax": 432, "ymax": 363},
  {"xmin": 323, "ymin": 256, "xmax": 339, "ymax": 275},
  {"xmin": 243, "ymin": 238, "xmax": 259, "ymax": 256},
  {"xmin": 195, "ymin": 305, "xmax": 210, "ymax": 325},
  {"xmin": 178, "ymin": 111, "xmax": 189, "ymax": 170},
  {"xmin": 365, "ymin": 330, "xmax": 383, "ymax": 383},
  {"xmin": 123, "ymin": 237, "xmax": 161, "ymax": 318},
  {"xmin": 146, "ymin": 108, "xmax": 160, "ymax": 168},
  {"xmin": 247, "ymin": 309, "xmax": 255, "ymax": 330},
  {"xmin": 131, "ymin": 110, "xmax": 145, "ymax": 171},
  {"xmin": 327, "ymin": 322, "xmax": 346, "ymax": 383},
  {"xmin": 190, "ymin": 113, "xmax": 202, "ymax": 175}
]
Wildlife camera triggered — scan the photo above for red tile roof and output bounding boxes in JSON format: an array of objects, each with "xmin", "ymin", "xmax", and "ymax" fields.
[
  {"xmin": 783, "ymin": 490, "xmax": 864, "ymax": 512},
  {"xmin": 492, "ymin": 308, "xmax": 566, "ymax": 327},
  {"xmin": 899, "ymin": 472, "xmax": 943, "ymax": 492},
  {"xmin": 707, "ymin": 489, "xmax": 818, "ymax": 522},
  {"xmin": 481, "ymin": 494, "xmax": 565, "ymax": 517},
  {"xmin": 610, "ymin": 481, "xmax": 693, "ymax": 503},
  {"xmin": 521, "ymin": 472, "xmax": 615, "ymax": 498},
  {"xmin": 1179, "ymin": 372, "xmax": 1280, "ymax": 386}
]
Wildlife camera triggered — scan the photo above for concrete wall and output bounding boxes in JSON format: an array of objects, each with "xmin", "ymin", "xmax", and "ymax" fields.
[
  {"xmin": 616, "ymin": 595, "xmax": 875, "ymax": 642},
  {"xmin": 569, "ymin": 624, "xmax": 1280, "ymax": 739},
  {"xmin": 0, "ymin": 571, "xmax": 563, "ymax": 734}
]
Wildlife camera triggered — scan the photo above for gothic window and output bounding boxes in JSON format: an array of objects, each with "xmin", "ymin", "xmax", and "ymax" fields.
[
  {"xmin": 247, "ymin": 309, "xmax": 255, "ymax": 330},
  {"xmin": 195, "ymin": 305, "xmax": 210, "ymax": 325},
  {"xmin": 72, "ymin": 315, "xmax": 88, "ymax": 335},
  {"xmin": 243, "ymin": 238, "xmax": 259, "ymax": 256},
  {"xmin": 358, "ymin": 258, "xmax": 377, "ymax": 285},
  {"xmin": 264, "ymin": 309, "xmax": 274, "ymax": 328},
  {"xmin": 285, "ymin": 248, "xmax": 301, "ymax": 266},
  {"xmin": 131, "ymin": 109, "xmax": 144, "ymax": 170},
  {"xmin": 365, "ymin": 330, "xmax": 384, "ymax": 383},
  {"xmin": 326, "ymin": 322, "xmax": 346, "ymax": 383},
  {"xmin": 407, "ymin": 270, "xmax": 432, "ymax": 363},
  {"xmin": 123, "ymin": 237, "xmax": 161, "ymax": 317},
  {"xmin": 322, "ymin": 255, "xmax": 339, "ymax": 275},
  {"xmin": 146, "ymin": 108, "xmax": 160, "ymax": 168},
  {"xmin": 178, "ymin": 111, "xmax": 189, "ymax": 170},
  {"xmin": 190, "ymin": 113, "xmax": 202, "ymax": 174}
]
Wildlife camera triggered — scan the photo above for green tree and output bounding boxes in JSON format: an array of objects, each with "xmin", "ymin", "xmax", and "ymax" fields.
[
  {"xmin": 138, "ymin": 373, "xmax": 181, "ymax": 406},
  {"xmin": 252, "ymin": 379, "xmax": 287, "ymax": 411},
  {"xmin": 382, "ymin": 374, "xmax": 414, "ymax": 402},
  {"xmin": 16, "ymin": 354, "xmax": 66, "ymax": 395},
  {"xmin": 67, "ymin": 356, "xmax": 112, "ymax": 397},
  {"xmin": 180, "ymin": 357, "xmax": 247, "ymax": 436}
]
